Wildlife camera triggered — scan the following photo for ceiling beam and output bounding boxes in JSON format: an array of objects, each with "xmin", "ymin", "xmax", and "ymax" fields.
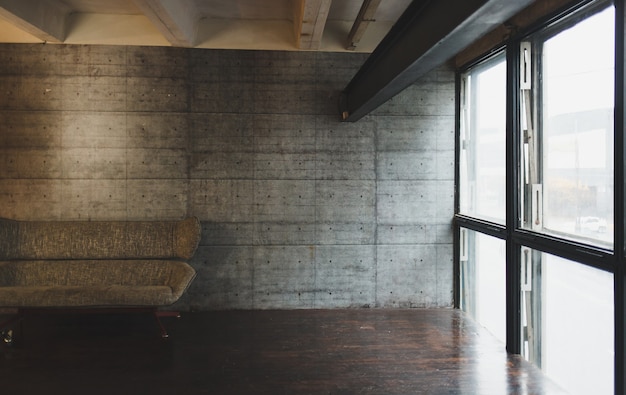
[
  {"xmin": 0, "ymin": 0, "xmax": 70, "ymax": 43},
  {"xmin": 296, "ymin": 0, "xmax": 332, "ymax": 50},
  {"xmin": 346, "ymin": 0, "xmax": 382, "ymax": 50},
  {"xmin": 340, "ymin": 0, "xmax": 536, "ymax": 122},
  {"xmin": 133, "ymin": 0, "xmax": 198, "ymax": 47}
]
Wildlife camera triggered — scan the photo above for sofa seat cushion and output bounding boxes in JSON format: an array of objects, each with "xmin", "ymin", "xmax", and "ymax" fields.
[
  {"xmin": 0, "ymin": 260, "xmax": 196, "ymax": 307},
  {"xmin": 0, "ymin": 285, "xmax": 178, "ymax": 307}
]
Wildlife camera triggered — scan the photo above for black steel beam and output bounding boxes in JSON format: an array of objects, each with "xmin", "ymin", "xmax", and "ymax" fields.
[{"xmin": 340, "ymin": 0, "xmax": 535, "ymax": 122}]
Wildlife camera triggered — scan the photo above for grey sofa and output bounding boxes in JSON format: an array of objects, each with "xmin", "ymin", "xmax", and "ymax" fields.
[{"xmin": 0, "ymin": 216, "xmax": 201, "ymax": 340}]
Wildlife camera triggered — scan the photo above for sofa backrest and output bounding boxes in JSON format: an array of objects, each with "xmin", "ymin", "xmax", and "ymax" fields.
[
  {"xmin": 0, "ymin": 218, "xmax": 19, "ymax": 260},
  {"xmin": 0, "ymin": 217, "xmax": 201, "ymax": 261}
]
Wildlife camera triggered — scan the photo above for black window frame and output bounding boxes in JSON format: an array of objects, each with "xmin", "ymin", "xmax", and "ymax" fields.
[{"xmin": 454, "ymin": 0, "xmax": 625, "ymax": 393}]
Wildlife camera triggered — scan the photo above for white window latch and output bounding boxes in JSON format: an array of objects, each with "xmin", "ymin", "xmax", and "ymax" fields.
[
  {"xmin": 460, "ymin": 228, "xmax": 469, "ymax": 262},
  {"xmin": 521, "ymin": 247, "xmax": 532, "ymax": 291},
  {"xmin": 531, "ymin": 184, "xmax": 543, "ymax": 230},
  {"xmin": 520, "ymin": 42, "xmax": 532, "ymax": 90}
]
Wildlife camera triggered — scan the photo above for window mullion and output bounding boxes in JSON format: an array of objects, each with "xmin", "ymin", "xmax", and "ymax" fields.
[
  {"xmin": 506, "ymin": 42, "xmax": 523, "ymax": 355},
  {"xmin": 614, "ymin": 0, "xmax": 626, "ymax": 394}
]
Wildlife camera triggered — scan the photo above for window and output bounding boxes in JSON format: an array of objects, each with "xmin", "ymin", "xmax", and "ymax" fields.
[
  {"xmin": 522, "ymin": 249, "xmax": 614, "ymax": 395},
  {"xmin": 455, "ymin": 1, "xmax": 619, "ymax": 393},
  {"xmin": 521, "ymin": 6, "xmax": 615, "ymax": 247},
  {"xmin": 517, "ymin": 6, "xmax": 616, "ymax": 392},
  {"xmin": 459, "ymin": 53, "xmax": 507, "ymax": 224},
  {"xmin": 459, "ymin": 228, "xmax": 506, "ymax": 343}
]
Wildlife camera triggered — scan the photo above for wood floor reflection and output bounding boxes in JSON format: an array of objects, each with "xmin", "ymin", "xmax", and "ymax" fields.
[{"xmin": 0, "ymin": 309, "xmax": 565, "ymax": 394}]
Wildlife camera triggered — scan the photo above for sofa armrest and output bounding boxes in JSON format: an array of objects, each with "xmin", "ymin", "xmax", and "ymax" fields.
[{"xmin": 165, "ymin": 261, "xmax": 197, "ymax": 300}]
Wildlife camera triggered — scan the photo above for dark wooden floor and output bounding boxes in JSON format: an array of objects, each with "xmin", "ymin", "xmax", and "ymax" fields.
[{"xmin": 0, "ymin": 309, "xmax": 565, "ymax": 394}]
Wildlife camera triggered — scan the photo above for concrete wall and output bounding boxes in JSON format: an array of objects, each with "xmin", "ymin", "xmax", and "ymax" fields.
[{"xmin": 0, "ymin": 44, "xmax": 454, "ymax": 310}]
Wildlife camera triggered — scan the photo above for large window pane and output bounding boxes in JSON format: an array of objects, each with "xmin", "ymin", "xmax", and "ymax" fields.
[
  {"xmin": 523, "ymin": 6, "xmax": 615, "ymax": 246},
  {"xmin": 459, "ymin": 54, "xmax": 506, "ymax": 223},
  {"xmin": 460, "ymin": 229, "xmax": 506, "ymax": 343},
  {"xmin": 521, "ymin": 250, "xmax": 614, "ymax": 395}
]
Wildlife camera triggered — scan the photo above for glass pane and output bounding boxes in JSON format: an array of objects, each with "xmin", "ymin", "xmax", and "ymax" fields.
[
  {"xmin": 459, "ymin": 54, "xmax": 506, "ymax": 223},
  {"xmin": 521, "ymin": 250, "xmax": 614, "ymax": 395},
  {"xmin": 460, "ymin": 229, "xmax": 506, "ymax": 343},
  {"xmin": 540, "ymin": 7, "xmax": 614, "ymax": 246}
]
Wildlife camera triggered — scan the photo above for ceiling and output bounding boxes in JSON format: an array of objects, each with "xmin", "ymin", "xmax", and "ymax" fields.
[{"xmin": 0, "ymin": 0, "xmax": 413, "ymax": 52}]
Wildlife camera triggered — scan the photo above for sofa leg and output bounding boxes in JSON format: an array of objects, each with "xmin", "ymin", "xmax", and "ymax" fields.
[
  {"xmin": 0, "ymin": 313, "xmax": 22, "ymax": 331},
  {"xmin": 153, "ymin": 311, "xmax": 180, "ymax": 338},
  {"xmin": 0, "ymin": 313, "xmax": 24, "ymax": 346}
]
